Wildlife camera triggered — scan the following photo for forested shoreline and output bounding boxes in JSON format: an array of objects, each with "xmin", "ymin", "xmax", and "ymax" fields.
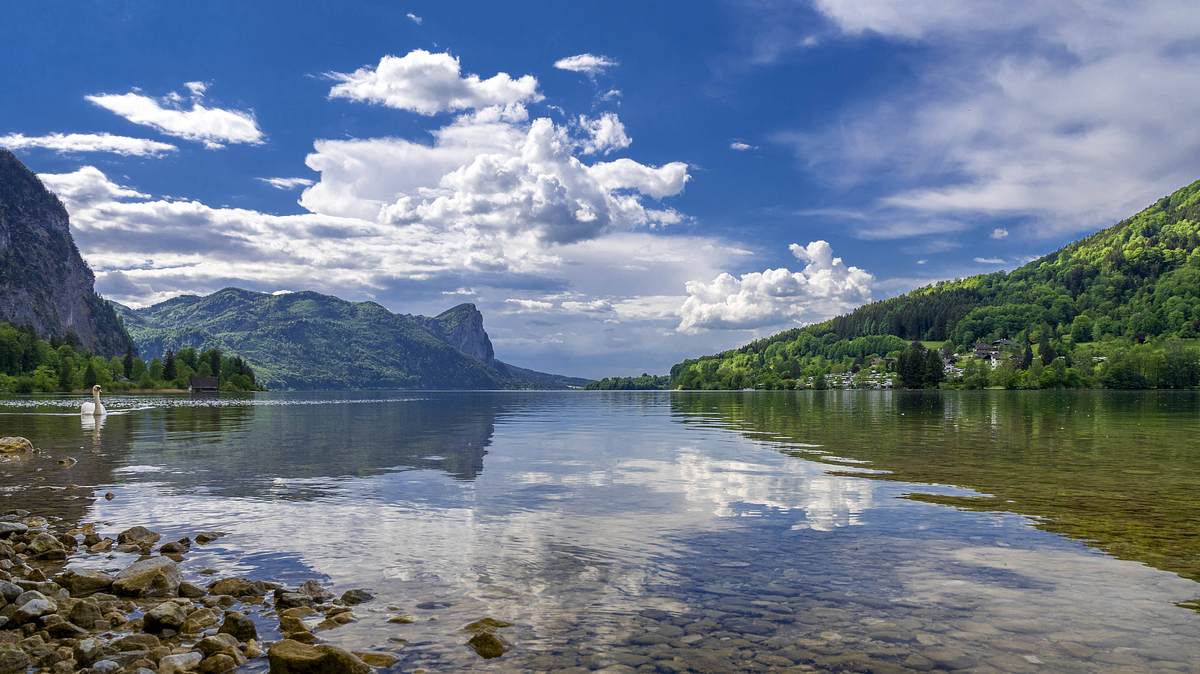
[
  {"xmin": 0, "ymin": 321, "xmax": 262, "ymax": 393},
  {"xmin": 670, "ymin": 179, "xmax": 1200, "ymax": 391}
]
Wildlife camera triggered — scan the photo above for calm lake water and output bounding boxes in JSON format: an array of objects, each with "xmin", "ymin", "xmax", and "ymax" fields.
[{"xmin": 1, "ymin": 390, "xmax": 1198, "ymax": 672}]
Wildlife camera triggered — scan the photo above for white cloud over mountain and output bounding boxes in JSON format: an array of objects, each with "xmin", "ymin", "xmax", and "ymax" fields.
[
  {"xmin": 38, "ymin": 166, "xmax": 149, "ymax": 209},
  {"xmin": 327, "ymin": 50, "xmax": 542, "ymax": 115},
  {"xmin": 0, "ymin": 132, "xmax": 176, "ymax": 157},
  {"xmin": 678, "ymin": 241, "xmax": 873, "ymax": 333},
  {"xmin": 86, "ymin": 84, "xmax": 264, "ymax": 149},
  {"xmin": 30, "ymin": 49, "xmax": 718, "ymax": 373}
]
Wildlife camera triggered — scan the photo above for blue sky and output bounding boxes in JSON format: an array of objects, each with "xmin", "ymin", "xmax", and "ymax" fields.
[{"xmin": 5, "ymin": 1, "xmax": 1200, "ymax": 377}]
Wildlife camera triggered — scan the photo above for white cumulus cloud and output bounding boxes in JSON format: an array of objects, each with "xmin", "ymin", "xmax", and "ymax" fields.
[
  {"xmin": 990, "ymin": 227, "xmax": 1009, "ymax": 239},
  {"xmin": 577, "ymin": 113, "xmax": 631, "ymax": 155},
  {"xmin": 678, "ymin": 241, "xmax": 874, "ymax": 333},
  {"xmin": 554, "ymin": 53, "xmax": 619, "ymax": 76},
  {"xmin": 587, "ymin": 158, "xmax": 690, "ymax": 200},
  {"xmin": 0, "ymin": 132, "xmax": 176, "ymax": 157},
  {"xmin": 86, "ymin": 84, "xmax": 264, "ymax": 149},
  {"xmin": 375, "ymin": 118, "xmax": 682, "ymax": 244},
  {"xmin": 406, "ymin": 12, "xmax": 422, "ymax": 25},
  {"xmin": 305, "ymin": 61, "xmax": 689, "ymax": 246},
  {"xmin": 327, "ymin": 50, "xmax": 542, "ymax": 115}
]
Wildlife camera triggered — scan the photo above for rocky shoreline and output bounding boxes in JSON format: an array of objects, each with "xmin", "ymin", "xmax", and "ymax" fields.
[{"xmin": 0, "ymin": 437, "xmax": 513, "ymax": 673}]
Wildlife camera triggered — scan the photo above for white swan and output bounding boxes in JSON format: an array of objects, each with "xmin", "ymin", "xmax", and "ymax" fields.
[{"xmin": 80, "ymin": 385, "xmax": 107, "ymax": 416}]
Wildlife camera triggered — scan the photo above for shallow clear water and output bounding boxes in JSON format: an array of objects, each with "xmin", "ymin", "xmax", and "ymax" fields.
[{"xmin": 1, "ymin": 390, "xmax": 1198, "ymax": 672}]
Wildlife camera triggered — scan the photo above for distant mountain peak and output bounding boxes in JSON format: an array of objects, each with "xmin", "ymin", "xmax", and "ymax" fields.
[
  {"xmin": 115, "ymin": 287, "xmax": 583, "ymax": 389},
  {"xmin": 424, "ymin": 303, "xmax": 493, "ymax": 364}
]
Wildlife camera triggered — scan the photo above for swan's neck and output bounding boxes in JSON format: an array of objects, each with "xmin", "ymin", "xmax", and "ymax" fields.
[{"xmin": 92, "ymin": 390, "xmax": 101, "ymax": 414}]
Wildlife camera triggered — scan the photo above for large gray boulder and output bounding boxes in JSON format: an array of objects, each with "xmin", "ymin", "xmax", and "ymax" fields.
[{"xmin": 112, "ymin": 557, "xmax": 181, "ymax": 597}]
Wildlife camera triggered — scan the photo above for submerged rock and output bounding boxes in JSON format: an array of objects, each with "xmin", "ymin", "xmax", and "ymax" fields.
[
  {"xmin": 467, "ymin": 631, "xmax": 511, "ymax": 659},
  {"xmin": 298, "ymin": 580, "xmax": 333, "ymax": 602},
  {"xmin": 0, "ymin": 437, "xmax": 33, "ymax": 454},
  {"xmin": 117, "ymin": 526, "xmax": 161, "ymax": 546},
  {"xmin": 463, "ymin": 617, "xmax": 514, "ymax": 633},
  {"xmin": 316, "ymin": 611, "xmax": 355, "ymax": 631},
  {"xmin": 112, "ymin": 557, "xmax": 182, "ymax": 597},
  {"xmin": 267, "ymin": 639, "xmax": 370, "ymax": 674},
  {"xmin": 159, "ymin": 540, "xmax": 189, "ymax": 555},
  {"xmin": 339, "ymin": 589, "xmax": 373, "ymax": 606},
  {"xmin": 275, "ymin": 590, "xmax": 314, "ymax": 610},
  {"xmin": 352, "ymin": 652, "xmax": 398, "ymax": 668}
]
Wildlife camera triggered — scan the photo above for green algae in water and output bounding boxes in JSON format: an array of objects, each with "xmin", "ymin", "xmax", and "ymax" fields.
[{"xmin": 673, "ymin": 390, "xmax": 1200, "ymax": 586}]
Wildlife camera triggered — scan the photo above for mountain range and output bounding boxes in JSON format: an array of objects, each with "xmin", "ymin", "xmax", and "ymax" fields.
[
  {"xmin": 113, "ymin": 289, "xmax": 588, "ymax": 390},
  {"xmin": 0, "ymin": 150, "xmax": 584, "ymax": 390}
]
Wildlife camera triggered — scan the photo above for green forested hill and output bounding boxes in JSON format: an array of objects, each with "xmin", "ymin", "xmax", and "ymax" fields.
[
  {"xmin": 673, "ymin": 179, "xmax": 1200, "ymax": 389},
  {"xmin": 115, "ymin": 288, "xmax": 588, "ymax": 390}
]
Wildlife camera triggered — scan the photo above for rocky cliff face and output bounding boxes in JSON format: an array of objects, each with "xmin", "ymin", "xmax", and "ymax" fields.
[
  {"xmin": 0, "ymin": 150, "xmax": 132, "ymax": 355},
  {"xmin": 422, "ymin": 304, "xmax": 496, "ymax": 364}
]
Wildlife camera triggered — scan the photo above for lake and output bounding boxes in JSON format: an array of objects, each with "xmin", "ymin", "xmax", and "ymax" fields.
[{"xmin": 1, "ymin": 390, "xmax": 1198, "ymax": 672}]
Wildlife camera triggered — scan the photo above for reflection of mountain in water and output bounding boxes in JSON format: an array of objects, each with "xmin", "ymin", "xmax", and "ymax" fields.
[
  {"xmin": 115, "ymin": 394, "xmax": 503, "ymax": 497},
  {"xmin": 669, "ymin": 390, "xmax": 1200, "ymax": 585}
]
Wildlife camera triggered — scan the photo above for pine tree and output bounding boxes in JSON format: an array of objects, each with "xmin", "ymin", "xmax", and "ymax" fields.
[
  {"xmin": 898, "ymin": 342, "xmax": 928, "ymax": 388},
  {"xmin": 57, "ymin": 357, "xmax": 74, "ymax": 392},
  {"xmin": 1041, "ymin": 336, "xmax": 1058, "ymax": 365},
  {"xmin": 123, "ymin": 346, "xmax": 134, "ymax": 379},
  {"xmin": 209, "ymin": 349, "xmax": 222, "ymax": 383},
  {"xmin": 164, "ymin": 350, "xmax": 177, "ymax": 380},
  {"xmin": 924, "ymin": 349, "xmax": 945, "ymax": 387},
  {"xmin": 83, "ymin": 360, "xmax": 98, "ymax": 387},
  {"xmin": 1038, "ymin": 334, "xmax": 1055, "ymax": 365}
]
